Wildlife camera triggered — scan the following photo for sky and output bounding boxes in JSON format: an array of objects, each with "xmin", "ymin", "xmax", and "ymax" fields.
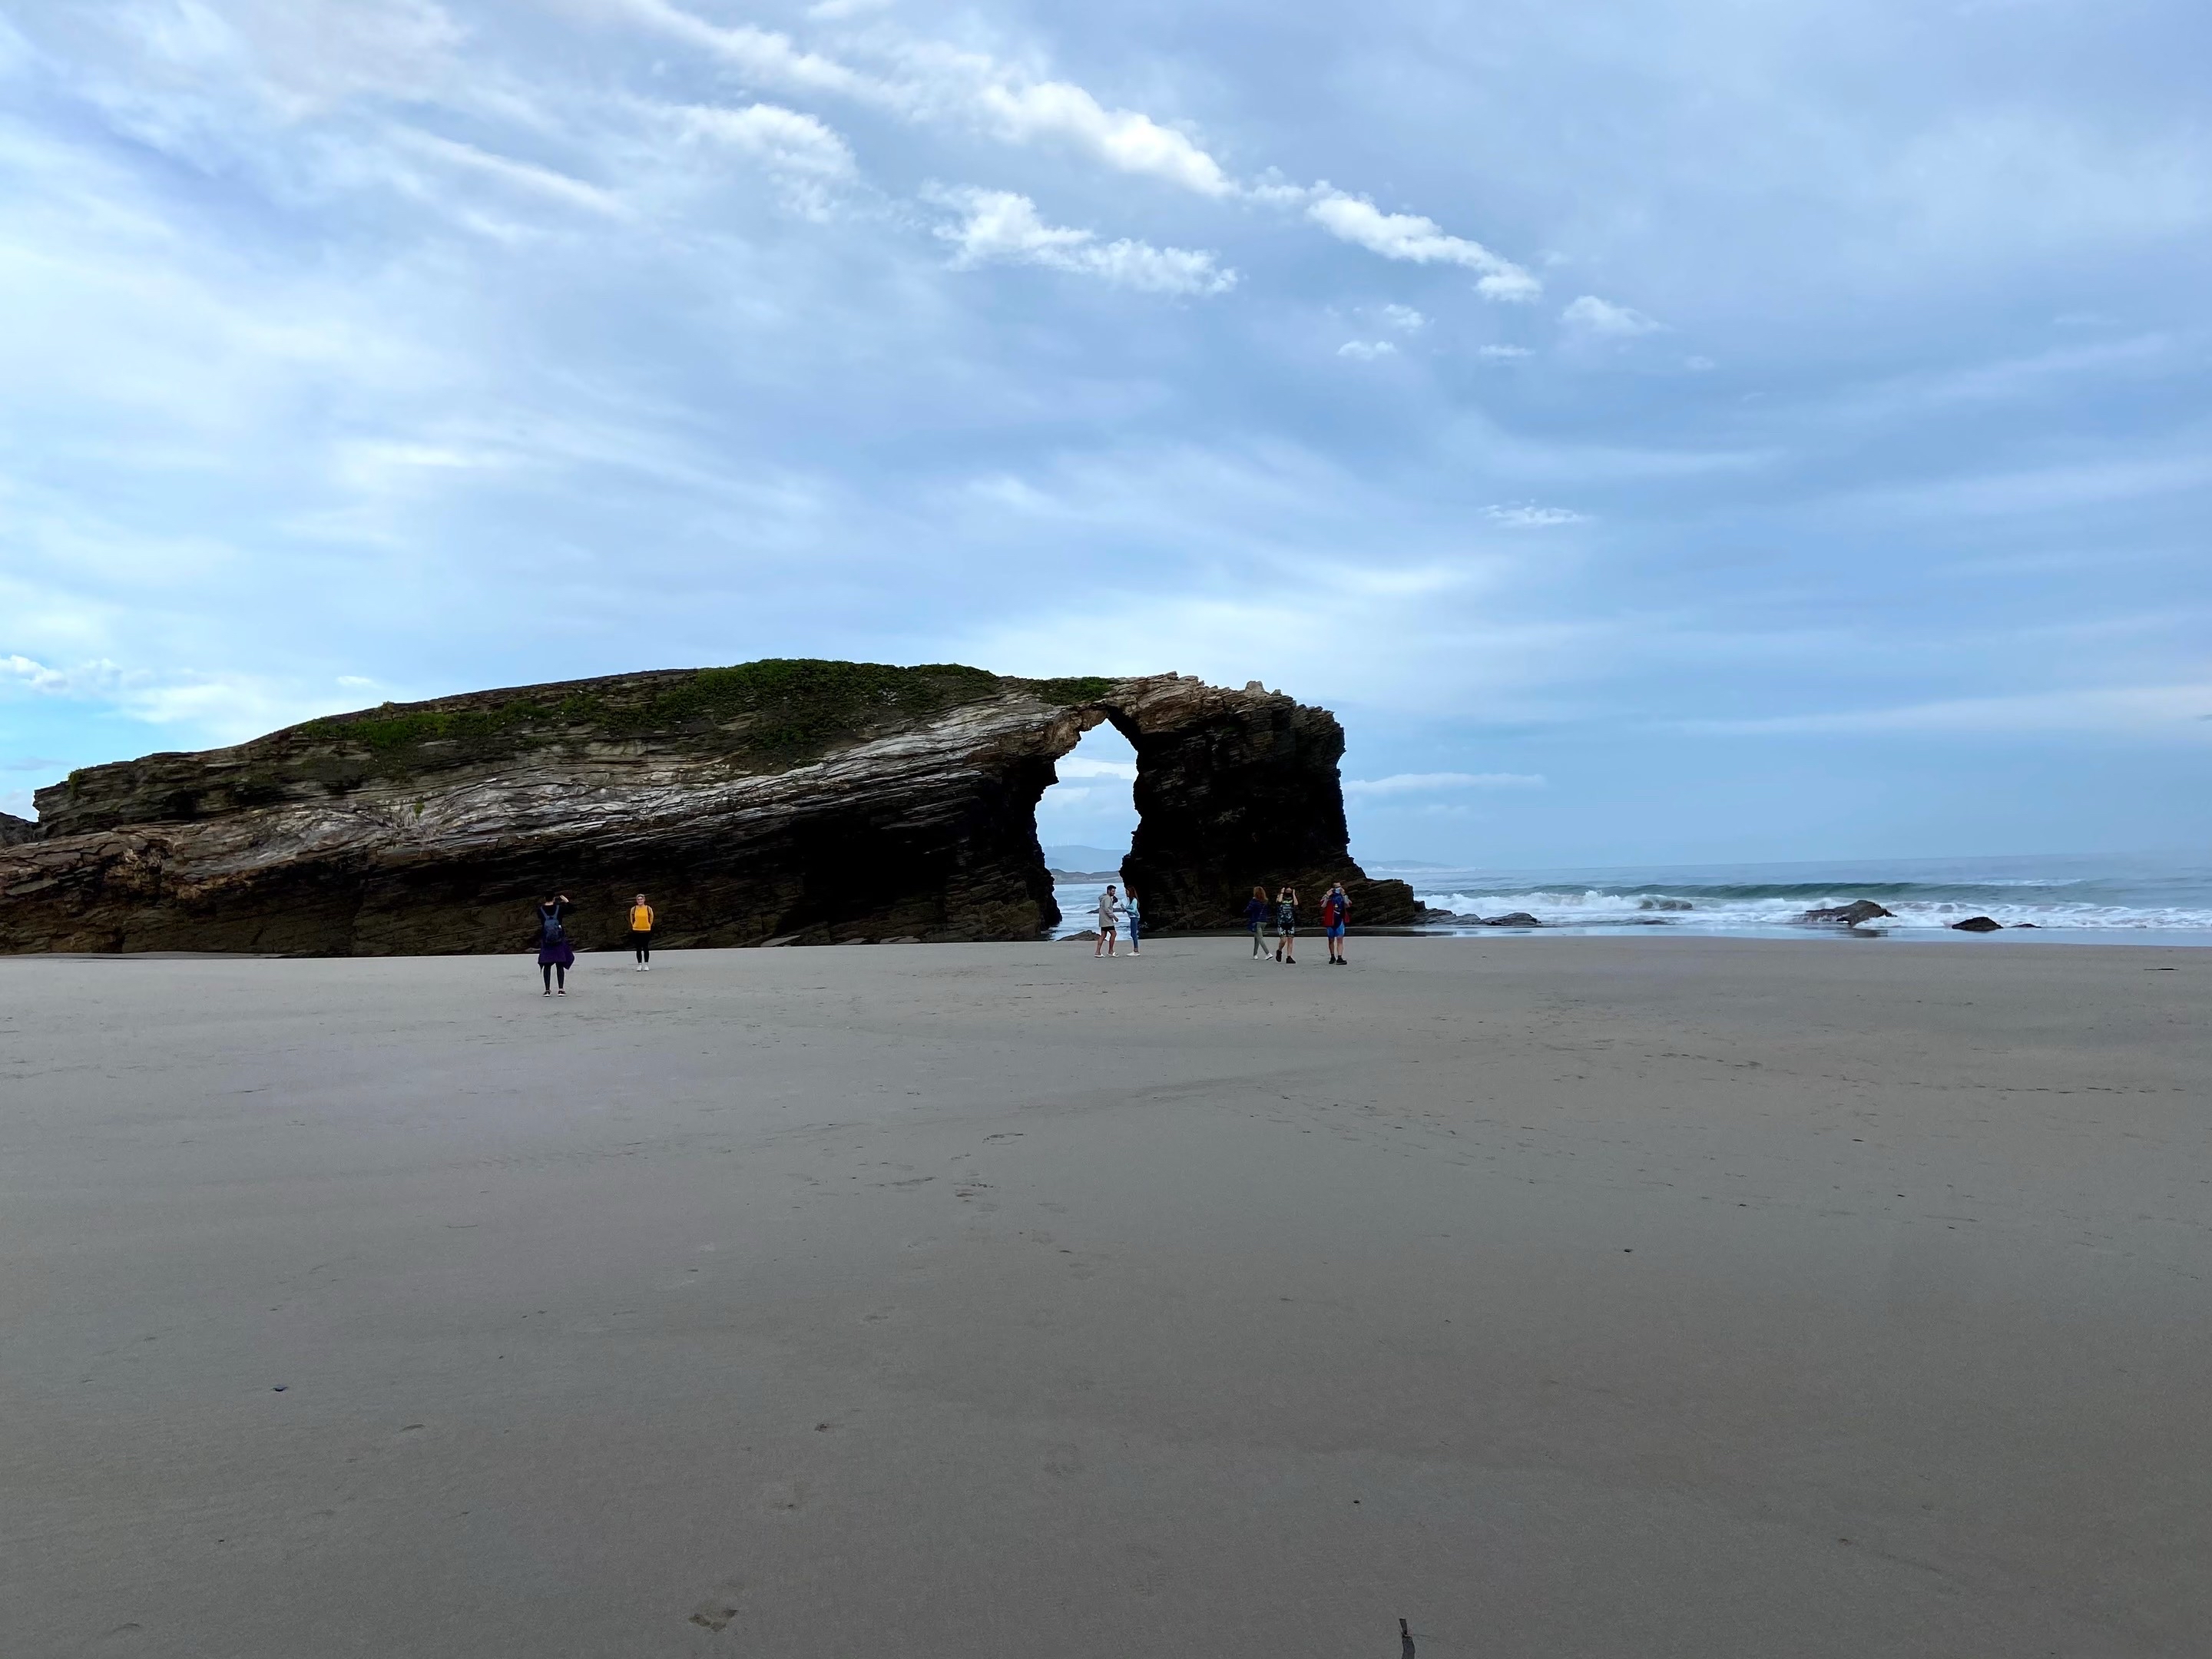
[{"xmin": 2, "ymin": 0, "xmax": 2207, "ymax": 866}]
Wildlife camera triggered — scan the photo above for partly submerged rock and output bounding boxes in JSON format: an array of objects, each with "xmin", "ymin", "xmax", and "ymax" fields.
[
  {"xmin": 1798, "ymin": 899, "xmax": 1896, "ymax": 927},
  {"xmin": 1475, "ymin": 911, "xmax": 1543, "ymax": 928},
  {"xmin": 0, "ymin": 812, "xmax": 35, "ymax": 848},
  {"xmin": 0, "ymin": 660, "xmax": 1416, "ymax": 955},
  {"xmin": 1950, "ymin": 915, "xmax": 2005, "ymax": 932},
  {"xmin": 1638, "ymin": 896, "xmax": 1692, "ymax": 912}
]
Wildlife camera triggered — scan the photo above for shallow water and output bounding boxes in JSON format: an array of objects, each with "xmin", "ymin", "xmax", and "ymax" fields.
[{"xmin": 1055, "ymin": 853, "xmax": 2212, "ymax": 945}]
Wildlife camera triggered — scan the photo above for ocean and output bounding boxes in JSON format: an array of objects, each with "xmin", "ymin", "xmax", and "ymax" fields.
[{"xmin": 1050, "ymin": 853, "xmax": 2212, "ymax": 944}]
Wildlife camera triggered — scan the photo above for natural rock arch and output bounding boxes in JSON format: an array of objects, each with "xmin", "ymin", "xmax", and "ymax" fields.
[{"xmin": 0, "ymin": 661, "xmax": 1415, "ymax": 955}]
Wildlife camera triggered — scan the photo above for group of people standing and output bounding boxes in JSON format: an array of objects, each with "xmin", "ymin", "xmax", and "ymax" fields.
[
  {"xmin": 1243, "ymin": 881, "xmax": 1354, "ymax": 965},
  {"xmin": 1088, "ymin": 879, "xmax": 1356, "ymax": 964},
  {"xmin": 532, "ymin": 877, "xmax": 1357, "ymax": 988},
  {"xmin": 1092, "ymin": 884, "xmax": 1142, "ymax": 955},
  {"xmin": 532, "ymin": 892, "xmax": 657, "ymax": 994}
]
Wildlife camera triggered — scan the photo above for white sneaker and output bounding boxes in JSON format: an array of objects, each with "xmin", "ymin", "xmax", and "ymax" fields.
[{"xmin": 642, "ymin": 963, "xmax": 650, "ymax": 971}]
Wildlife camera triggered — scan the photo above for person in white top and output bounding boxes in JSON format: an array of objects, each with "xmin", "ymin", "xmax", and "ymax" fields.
[
  {"xmin": 1122, "ymin": 886, "xmax": 1141, "ymax": 955},
  {"xmin": 1094, "ymin": 884, "xmax": 1124, "ymax": 956}
]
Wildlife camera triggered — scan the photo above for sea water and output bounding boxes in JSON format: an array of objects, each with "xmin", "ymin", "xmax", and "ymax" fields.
[{"xmin": 1051, "ymin": 853, "xmax": 2212, "ymax": 943}]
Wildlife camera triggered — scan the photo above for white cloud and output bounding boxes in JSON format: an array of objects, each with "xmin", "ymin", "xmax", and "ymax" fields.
[
  {"xmin": 1346, "ymin": 771, "xmax": 1548, "ymax": 796},
  {"xmin": 1485, "ymin": 503, "xmax": 1584, "ymax": 527},
  {"xmin": 1561, "ymin": 294, "xmax": 1662, "ymax": 336},
  {"xmin": 1683, "ymin": 684, "xmax": 2212, "ymax": 738},
  {"xmin": 1376, "ymin": 303, "xmax": 1426, "ymax": 332},
  {"xmin": 972, "ymin": 78, "xmax": 1232, "ymax": 197},
  {"xmin": 614, "ymin": 3, "xmax": 1535, "ymax": 283},
  {"xmin": 614, "ymin": 0, "xmax": 879, "ymax": 101},
  {"xmin": 929, "ymin": 187, "xmax": 1235, "ymax": 295},
  {"xmin": 1337, "ymin": 339, "xmax": 1397, "ymax": 360},
  {"xmin": 0, "ymin": 654, "xmax": 311, "ymax": 740},
  {"xmin": 677, "ymin": 103, "xmax": 855, "ymax": 180},
  {"xmin": 1057, "ymin": 756, "xmax": 1137, "ymax": 780},
  {"xmin": 390, "ymin": 128, "xmax": 629, "ymax": 218},
  {"xmin": 1306, "ymin": 190, "xmax": 1540, "ymax": 300},
  {"xmin": 1684, "ymin": 355, "xmax": 1717, "ymax": 371},
  {"xmin": 1477, "ymin": 344, "xmax": 1532, "ymax": 359},
  {"xmin": 3, "ymin": 654, "xmax": 120, "ymax": 697},
  {"xmin": 671, "ymin": 101, "xmax": 856, "ymax": 215}
]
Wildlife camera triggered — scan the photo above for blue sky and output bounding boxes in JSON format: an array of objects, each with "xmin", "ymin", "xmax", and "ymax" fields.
[{"xmin": 2, "ymin": 0, "xmax": 2206, "ymax": 865}]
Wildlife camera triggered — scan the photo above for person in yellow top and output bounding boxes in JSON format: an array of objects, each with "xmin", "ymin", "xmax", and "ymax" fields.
[{"xmin": 628, "ymin": 894, "xmax": 655, "ymax": 970}]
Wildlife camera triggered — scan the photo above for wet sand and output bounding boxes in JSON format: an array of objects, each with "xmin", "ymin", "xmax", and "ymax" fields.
[{"xmin": 4, "ymin": 937, "xmax": 2207, "ymax": 1657}]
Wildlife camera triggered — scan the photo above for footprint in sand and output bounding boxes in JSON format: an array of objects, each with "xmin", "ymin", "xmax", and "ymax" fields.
[{"xmin": 687, "ymin": 1582, "xmax": 743, "ymax": 1632}]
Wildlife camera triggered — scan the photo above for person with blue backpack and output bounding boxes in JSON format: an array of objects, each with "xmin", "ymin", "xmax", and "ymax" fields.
[{"xmin": 535, "ymin": 892, "xmax": 575, "ymax": 995}]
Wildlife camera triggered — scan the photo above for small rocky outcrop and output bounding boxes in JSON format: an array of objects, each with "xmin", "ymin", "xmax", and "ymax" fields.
[
  {"xmin": 0, "ymin": 660, "xmax": 1415, "ymax": 955},
  {"xmin": 1414, "ymin": 907, "xmax": 1545, "ymax": 926},
  {"xmin": 1799, "ymin": 899, "xmax": 1896, "ymax": 927},
  {"xmin": 1949, "ymin": 916, "xmax": 2004, "ymax": 932},
  {"xmin": 0, "ymin": 812, "xmax": 35, "ymax": 848}
]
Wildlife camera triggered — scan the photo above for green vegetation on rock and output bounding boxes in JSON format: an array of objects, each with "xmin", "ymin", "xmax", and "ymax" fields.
[
  {"xmin": 1030, "ymin": 676, "xmax": 1116, "ymax": 707},
  {"xmin": 295, "ymin": 659, "xmax": 1012, "ymax": 781}
]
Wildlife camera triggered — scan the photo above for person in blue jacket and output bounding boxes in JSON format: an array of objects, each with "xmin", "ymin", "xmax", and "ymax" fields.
[{"xmin": 1244, "ymin": 886, "xmax": 1270, "ymax": 959}]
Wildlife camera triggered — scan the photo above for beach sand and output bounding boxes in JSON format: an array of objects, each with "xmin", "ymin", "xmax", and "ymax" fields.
[{"xmin": 4, "ymin": 937, "xmax": 2207, "ymax": 1657}]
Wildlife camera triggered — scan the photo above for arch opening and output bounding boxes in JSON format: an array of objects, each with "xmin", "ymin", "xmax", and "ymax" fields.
[{"xmin": 1035, "ymin": 718, "xmax": 1138, "ymax": 937}]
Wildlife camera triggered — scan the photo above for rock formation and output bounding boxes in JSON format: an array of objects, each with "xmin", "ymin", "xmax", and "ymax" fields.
[
  {"xmin": 0, "ymin": 811, "xmax": 35, "ymax": 848},
  {"xmin": 1949, "ymin": 915, "xmax": 2004, "ymax": 932},
  {"xmin": 1798, "ymin": 899, "xmax": 1896, "ymax": 927},
  {"xmin": 0, "ymin": 660, "xmax": 1415, "ymax": 955}
]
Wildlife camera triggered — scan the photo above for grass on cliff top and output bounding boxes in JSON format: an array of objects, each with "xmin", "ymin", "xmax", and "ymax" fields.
[{"xmin": 293, "ymin": 659, "xmax": 1108, "ymax": 778}]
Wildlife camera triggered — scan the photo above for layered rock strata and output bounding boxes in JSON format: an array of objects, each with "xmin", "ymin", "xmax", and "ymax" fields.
[{"xmin": 0, "ymin": 661, "xmax": 1413, "ymax": 955}]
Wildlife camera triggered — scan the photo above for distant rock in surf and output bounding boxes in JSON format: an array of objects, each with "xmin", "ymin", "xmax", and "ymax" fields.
[
  {"xmin": 1470, "ymin": 911, "xmax": 1543, "ymax": 928},
  {"xmin": 1798, "ymin": 899, "xmax": 1895, "ymax": 927},
  {"xmin": 1638, "ymin": 897, "xmax": 1691, "ymax": 911},
  {"xmin": 1949, "ymin": 915, "xmax": 2004, "ymax": 932}
]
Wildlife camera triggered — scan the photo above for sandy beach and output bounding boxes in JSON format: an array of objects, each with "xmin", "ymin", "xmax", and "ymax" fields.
[{"xmin": 4, "ymin": 936, "xmax": 2207, "ymax": 1657}]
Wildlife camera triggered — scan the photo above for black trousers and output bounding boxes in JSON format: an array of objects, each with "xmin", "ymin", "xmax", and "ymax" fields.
[{"xmin": 631, "ymin": 931, "xmax": 652, "ymax": 963}]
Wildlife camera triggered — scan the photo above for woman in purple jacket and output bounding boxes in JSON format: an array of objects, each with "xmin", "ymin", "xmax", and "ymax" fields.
[{"xmin": 535, "ymin": 893, "xmax": 575, "ymax": 995}]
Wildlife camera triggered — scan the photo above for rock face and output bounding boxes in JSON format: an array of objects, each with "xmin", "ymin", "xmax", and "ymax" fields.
[
  {"xmin": 0, "ymin": 812, "xmax": 35, "ymax": 848},
  {"xmin": 1799, "ymin": 899, "xmax": 1896, "ymax": 927},
  {"xmin": 0, "ymin": 661, "xmax": 1415, "ymax": 955},
  {"xmin": 1111, "ymin": 675, "xmax": 1413, "ymax": 936},
  {"xmin": 1949, "ymin": 915, "xmax": 2004, "ymax": 932}
]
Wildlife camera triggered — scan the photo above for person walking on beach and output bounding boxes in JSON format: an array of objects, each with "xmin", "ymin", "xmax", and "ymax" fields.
[
  {"xmin": 628, "ymin": 892, "xmax": 655, "ymax": 970},
  {"xmin": 1322, "ymin": 879, "xmax": 1351, "ymax": 965},
  {"xmin": 1244, "ymin": 886, "xmax": 1270, "ymax": 958},
  {"xmin": 1123, "ymin": 886, "xmax": 1141, "ymax": 955},
  {"xmin": 1094, "ymin": 883, "xmax": 1124, "ymax": 956},
  {"xmin": 535, "ymin": 892, "xmax": 575, "ymax": 995},
  {"xmin": 1274, "ymin": 885, "xmax": 1300, "ymax": 964}
]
